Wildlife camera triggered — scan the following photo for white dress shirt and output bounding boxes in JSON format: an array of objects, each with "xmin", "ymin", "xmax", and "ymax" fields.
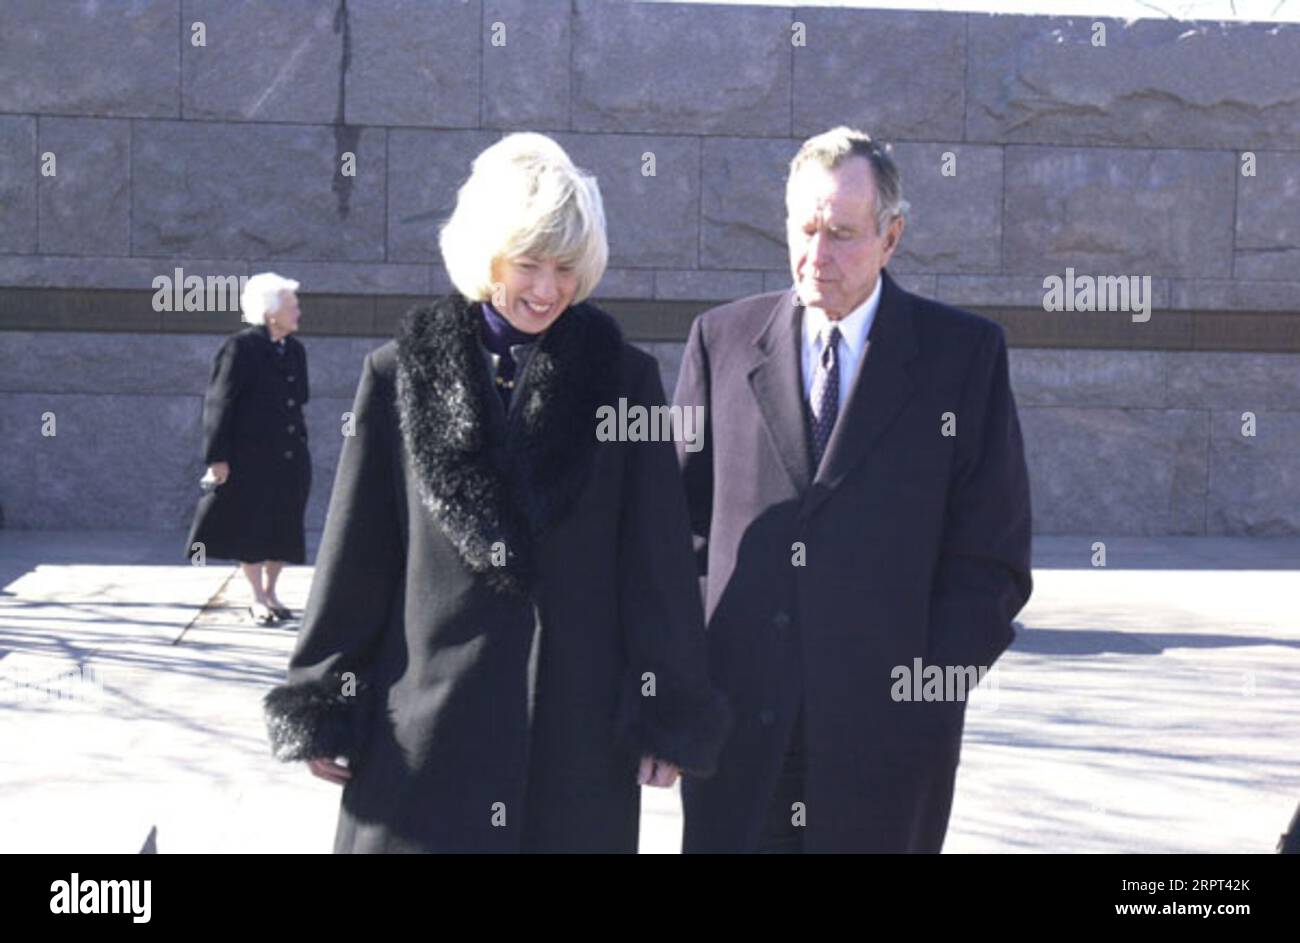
[{"xmin": 800, "ymin": 275, "xmax": 883, "ymax": 416}]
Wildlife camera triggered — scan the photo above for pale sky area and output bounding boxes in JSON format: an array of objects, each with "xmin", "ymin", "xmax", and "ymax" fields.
[{"xmin": 657, "ymin": 0, "xmax": 1299, "ymax": 24}]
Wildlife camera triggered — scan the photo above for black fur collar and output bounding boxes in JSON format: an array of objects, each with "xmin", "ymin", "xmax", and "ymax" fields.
[{"xmin": 394, "ymin": 294, "xmax": 623, "ymax": 596}]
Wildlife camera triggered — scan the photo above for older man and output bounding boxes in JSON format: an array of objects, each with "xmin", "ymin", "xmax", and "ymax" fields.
[{"xmin": 674, "ymin": 127, "xmax": 1032, "ymax": 853}]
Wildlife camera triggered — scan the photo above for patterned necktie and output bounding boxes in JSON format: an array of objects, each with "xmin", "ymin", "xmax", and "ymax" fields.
[{"xmin": 809, "ymin": 324, "xmax": 841, "ymax": 468}]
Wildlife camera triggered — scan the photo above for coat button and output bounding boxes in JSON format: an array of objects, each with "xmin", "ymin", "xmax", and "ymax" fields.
[
  {"xmin": 758, "ymin": 709, "xmax": 776, "ymax": 727},
  {"xmin": 286, "ymin": 397, "xmax": 295, "ymax": 407},
  {"xmin": 287, "ymin": 424, "xmax": 295, "ymax": 433},
  {"xmin": 283, "ymin": 450, "xmax": 293, "ymax": 459},
  {"xmin": 287, "ymin": 375, "xmax": 295, "ymax": 382},
  {"xmin": 772, "ymin": 610, "xmax": 792, "ymax": 631}
]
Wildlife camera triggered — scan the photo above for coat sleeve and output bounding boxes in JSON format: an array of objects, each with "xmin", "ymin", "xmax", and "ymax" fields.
[
  {"xmin": 672, "ymin": 315, "xmax": 713, "ymax": 579},
  {"xmin": 926, "ymin": 325, "xmax": 1032, "ymax": 674},
  {"xmin": 614, "ymin": 355, "xmax": 731, "ymax": 778},
  {"xmin": 263, "ymin": 350, "xmax": 404, "ymax": 763},
  {"xmin": 201, "ymin": 336, "xmax": 247, "ymax": 465}
]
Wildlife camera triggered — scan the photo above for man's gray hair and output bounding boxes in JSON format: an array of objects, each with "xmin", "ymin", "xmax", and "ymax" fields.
[{"xmin": 787, "ymin": 126, "xmax": 909, "ymax": 235}]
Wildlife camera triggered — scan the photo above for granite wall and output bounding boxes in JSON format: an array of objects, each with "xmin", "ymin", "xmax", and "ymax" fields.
[{"xmin": 1, "ymin": 1, "xmax": 1298, "ymax": 536}]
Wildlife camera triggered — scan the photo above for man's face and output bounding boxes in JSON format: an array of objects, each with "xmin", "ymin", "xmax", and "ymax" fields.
[{"xmin": 786, "ymin": 157, "xmax": 904, "ymax": 320}]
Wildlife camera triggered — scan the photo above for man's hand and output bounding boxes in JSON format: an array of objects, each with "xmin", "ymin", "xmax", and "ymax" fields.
[
  {"xmin": 307, "ymin": 756, "xmax": 352, "ymax": 785},
  {"xmin": 207, "ymin": 461, "xmax": 230, "ymax": 484},
  {"xmin": 638, "ymin": 755, "xmax": 681, "ymax": 788}
]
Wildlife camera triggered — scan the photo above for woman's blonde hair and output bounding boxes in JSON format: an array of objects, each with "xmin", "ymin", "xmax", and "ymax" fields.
[{"xmin": 439, "ymin": 133, "xmax": 608, "ymax": 303}]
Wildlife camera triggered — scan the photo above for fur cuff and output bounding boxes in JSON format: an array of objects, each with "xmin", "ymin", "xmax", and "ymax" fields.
[
  {"xmin": 263, "ymin": 674, "xmax": 372, "ymax": 763},
  {"xmin": 615, "ymin": 670, "xmax": 733, "ymax": 778}
]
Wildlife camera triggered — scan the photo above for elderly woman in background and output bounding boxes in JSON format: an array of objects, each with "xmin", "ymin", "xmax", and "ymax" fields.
[
  {"xmin": 186, "ymin": 273, "xmax": 311, "ymax": 627},
  {"xmin": 263, "ymin": 133, "xmax": 729, "ymax": 853}
]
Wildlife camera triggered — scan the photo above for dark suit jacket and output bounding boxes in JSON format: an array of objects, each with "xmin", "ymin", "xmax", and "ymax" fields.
[{"xmin": 673, "ymin": 268, "xmax": 1032, "ymax": 853}]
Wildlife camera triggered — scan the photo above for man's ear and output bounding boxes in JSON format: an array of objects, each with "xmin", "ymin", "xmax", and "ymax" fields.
[{"xmin": 881, "ymin": 215, "xmax": 905, "ymax": 263}]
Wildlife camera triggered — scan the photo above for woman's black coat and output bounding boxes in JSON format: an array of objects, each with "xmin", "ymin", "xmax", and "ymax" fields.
[
  {"xmin": 263, "ymin": 295, "xmax": 730, "ymax": 853},
  {"xmin": 186, "ymin": 324, "xmax": 311, "ymax": 564}
]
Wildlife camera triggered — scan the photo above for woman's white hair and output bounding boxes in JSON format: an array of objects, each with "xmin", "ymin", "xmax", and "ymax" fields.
[
  {"xmin": 439, "ymin": 133, "xmax": 608, "ymax": 304},
  {"xmin": 240, "ymin": 272, "xmax": 300, "ymax": 325}
]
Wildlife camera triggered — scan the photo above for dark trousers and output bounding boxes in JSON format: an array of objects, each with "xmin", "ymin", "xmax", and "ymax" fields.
[{"xmin": 756, "ymin": 704, "xmax": 805, "ymax": 854}]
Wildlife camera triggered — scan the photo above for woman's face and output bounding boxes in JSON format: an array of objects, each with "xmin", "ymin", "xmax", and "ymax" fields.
[
  {"xmin": 489, "ymin": 255, "xmax": 578, "ymax": 334},
  {"xmin": 269, "ymin": 292, "xmax": 301, "ymax": 335}
]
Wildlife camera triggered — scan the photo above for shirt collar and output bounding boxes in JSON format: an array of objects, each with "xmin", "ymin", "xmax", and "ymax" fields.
[{"xmin": 801, "ymin": 275, "xmax": 883, "ymax": 356}]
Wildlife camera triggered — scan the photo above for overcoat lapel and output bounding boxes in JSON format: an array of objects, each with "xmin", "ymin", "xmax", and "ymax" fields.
[
  {"xmin": 746, "ymin": 291, "xmax": 813, "ymax": 494},
  {"xmin": 393, "ymin": 294, "xmax": 623, "ymax": 596}
]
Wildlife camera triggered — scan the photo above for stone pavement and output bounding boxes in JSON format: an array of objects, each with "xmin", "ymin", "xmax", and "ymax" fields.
[{"xmin": 1, "ymin": 531, "xmax": 1296, "ymax": 853}]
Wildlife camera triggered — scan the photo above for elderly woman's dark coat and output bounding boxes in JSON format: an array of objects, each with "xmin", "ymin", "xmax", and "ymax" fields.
[
  {"xmin": 263, "ymin": 295, "xmax": 730, "ymax": 853},
  {"xmin": 186, "ymin": 324, "xmax": 311, "ymax": 564}
]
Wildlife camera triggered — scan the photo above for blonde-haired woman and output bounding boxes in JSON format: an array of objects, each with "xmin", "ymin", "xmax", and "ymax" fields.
[
  {"xmin": 264, "ymin": 133, "xmax": 729, "ymax": 853},
  {"xmin": 186, "ymin": 273, "xmax": 310, "ymax": 626}
]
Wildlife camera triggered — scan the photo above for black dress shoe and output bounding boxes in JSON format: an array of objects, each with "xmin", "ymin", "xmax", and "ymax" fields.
[
  {"xmin": 248, "ymin": 605, "xmax": 279, "ymax": 626},
  {"xmin": 269, "ymin": 605, "xmax": 295, "ymax": 620}
]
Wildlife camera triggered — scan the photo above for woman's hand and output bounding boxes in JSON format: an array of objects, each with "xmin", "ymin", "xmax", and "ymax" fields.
[
  {"xmin": 207, "ymin": 461, "xmax": 230, "ymax": 484},
  {"xmin": 637, "ymin": 755, "xmax": 681, "ymax": 788},
  {"xmin": 307, "ymin": 756, "xmax": 352, "ymax": 785}
]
